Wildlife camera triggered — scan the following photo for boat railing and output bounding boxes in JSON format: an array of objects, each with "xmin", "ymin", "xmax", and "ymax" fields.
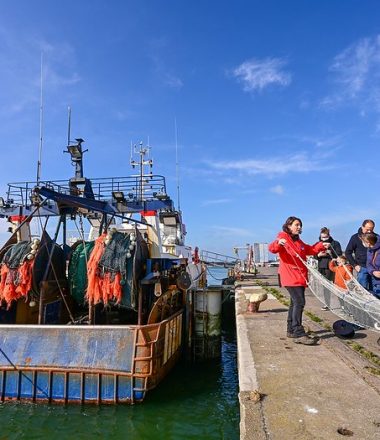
[
  {"xmin": 7, "ymin": 180, "xmax": 69, "ymax": 206},
  {"xmin": 200, "ymin": 250, "xmax": 238, "ymax": 268},
  {"xmin": 6, "ymin": 175, "xmax": 168, "ymax": 207},
  {"xmin": 90, "ymin": 175, "xmax": 167, "ymax": 202}
]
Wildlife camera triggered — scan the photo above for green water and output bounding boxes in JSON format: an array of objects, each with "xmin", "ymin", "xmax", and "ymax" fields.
[
  {"xmin": 0, "ymin": 268, "xmax": 239, "ymax": 440},
  {"xmin": 0, "ymin": 332, "xmax": 238, "ymax": 440}
]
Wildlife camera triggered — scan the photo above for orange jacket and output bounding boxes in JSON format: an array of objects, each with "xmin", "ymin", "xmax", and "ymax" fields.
[{"xmin": 328, "ymin": 261, "xmax": 353, "ymax": 290}]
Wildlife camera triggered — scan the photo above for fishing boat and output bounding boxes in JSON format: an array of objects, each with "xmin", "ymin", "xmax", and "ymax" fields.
[{"xmin": 0, "ymin": 137, "xmax": 198, "ymax": 404}]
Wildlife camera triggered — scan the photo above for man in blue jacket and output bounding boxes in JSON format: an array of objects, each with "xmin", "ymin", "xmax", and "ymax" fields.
[{"xmin": 345, "ymin": 219, "xmax": 376, "ymax": 290}]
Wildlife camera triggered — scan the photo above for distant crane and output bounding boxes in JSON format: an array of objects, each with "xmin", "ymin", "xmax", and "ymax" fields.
[{"xmin": 233, "ymin": 244, "xmax": 255, "ymax": 273}]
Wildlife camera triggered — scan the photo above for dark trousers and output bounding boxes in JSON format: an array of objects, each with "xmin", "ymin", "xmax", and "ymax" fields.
[
  {"xmin": 318, "ymin": 267, "xmax": 335, "ymax": 282},
  {"xmin": 285, "ymin": 286, "xmax": 306, "ymax": 337},
  {"xmin": 357, "ymin": 267, "xmax": 373, "ymax": 291}
]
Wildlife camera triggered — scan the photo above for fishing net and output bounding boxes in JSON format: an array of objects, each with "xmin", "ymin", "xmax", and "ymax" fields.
[
  {"xmin": 99, "ymin": 232, "xmax": 131, "ymax": 277},
  {"xmin": 69, "ymin": 230, "xmax": 148, "ymax": 309},
  {"xmin": 68, "ymin": 241, "xmax": 95, "ymax": 304},
  {"xmin": 2, "ymin": 241, "xmax": 31, "ymax": 268},
  {"xmin": 0, "ymin": 241, "xmax": 35, "ymax": 307},
  {"xmin": 307, "ymin": 260, "xmax": 380, "ymax": 331}
]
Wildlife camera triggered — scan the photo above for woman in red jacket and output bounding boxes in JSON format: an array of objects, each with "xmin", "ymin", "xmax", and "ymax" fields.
[{"xmin": 269, "ymin": 216, "xmax": 328, "ymax": 345}]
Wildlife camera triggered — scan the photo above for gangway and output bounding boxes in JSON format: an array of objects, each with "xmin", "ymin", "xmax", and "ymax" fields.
[{"xmin": 200, "ymin": 250, "xmax": 238, "ymax": 267}]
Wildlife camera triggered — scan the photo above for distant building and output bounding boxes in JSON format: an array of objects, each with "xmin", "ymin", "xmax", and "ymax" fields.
[{"xmin": 253, "ymin": 243, "xmax": 269, "ymax": 264}]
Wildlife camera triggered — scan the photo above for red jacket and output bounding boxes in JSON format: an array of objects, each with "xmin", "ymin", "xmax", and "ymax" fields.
[
  {"xmin": 269, "ymin": 231, "xmax": 325, "ymax": 287},
  {"xmin": 328, "ymin": 261, "xmax": 353, "ymax": 290}
]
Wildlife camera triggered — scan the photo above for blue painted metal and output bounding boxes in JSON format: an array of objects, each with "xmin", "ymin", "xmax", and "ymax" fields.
[
  {"xmin": 0, "ymin": 310, "xmax": 184, "ymax": 404},
  {"xmin": 38, "ymin": 187, "xmax": 115, "ymax": 215},
  {"xmin": 0, "ymin": 326, "xmax": 134, "ymax": 369},
  {"xmin": 145, "ymin": 258, "xmax": 179, "ymax": 277}
]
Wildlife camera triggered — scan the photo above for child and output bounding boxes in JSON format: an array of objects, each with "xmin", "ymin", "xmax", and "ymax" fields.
[
  {"xmin": 328, "ymin": 256, "xmax": 353, "ymax": 290},
  {"xmin": 360, "ymin": 232, "xmax": 380, "ymax": 298}
]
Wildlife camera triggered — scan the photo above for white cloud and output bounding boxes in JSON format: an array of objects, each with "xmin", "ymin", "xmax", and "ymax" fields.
[
  {"xmin": 270, "ymin": 185, "xmax": 284, "ymax": 195},
  {"xmin": 322, "ymin": 35, "xmax": 380, "ymax": 113},
  {"xmin": 330, "ymin": 37, "xmax": 376, "ymax": 97},
  {"xmin": 44, "ymin": 65, "xmax": 81, "ymax": 88},
  {"xmin": 164, "ymin": 73, "xmax": 183, "ymax": 89},
  {"xmin": 262, "ymin": 134, "xmax": 344, "ymax": 157},
  {"xmin": 201, "ymin": 198, "xmax": 231, "ymax": 206},
  {"xmin": 231, "ymin": 57, "xmax": 291, "ymax": 93},
  {"xmin": 0, "ymin": 28, "xmax": 81, "ymax": 116},
  {"xmin": 306, "ymin": 209, "xmax": 378, "ymax": 229},
  {"xmin": 206, "ymin": 152, "xmax": 334, "ymax": 177},
  {"xmin": 113, "ymin": 109, "xmax": 136, "ymax": 121},
  {"xmin": 211, "ymin": 226, "xmax": 254, "ymax": 238},
  {"xmin": 148, "ymin": 39, "xmax": 183, "ymax": 90}
]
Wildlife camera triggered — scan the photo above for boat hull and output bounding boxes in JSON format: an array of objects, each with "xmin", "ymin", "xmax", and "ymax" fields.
[{"xmin": 0, "ymin": 311, "xmax": 183, "ymax": 404}]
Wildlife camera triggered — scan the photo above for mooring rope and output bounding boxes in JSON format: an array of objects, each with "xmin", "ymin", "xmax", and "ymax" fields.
[{"xmin": 0, "ymin": 347, "xmax": 50, "ymax": 399}]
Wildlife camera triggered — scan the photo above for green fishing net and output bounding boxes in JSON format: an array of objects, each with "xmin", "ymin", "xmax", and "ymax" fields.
[
  {"xmin": 2, "ymin": 241, "xmax": 31, "ymax": 268},
  {"xmin": 68, "ymin": 241, "xmax": 95, "ymax": 304},
  {"xmin": 68, "ymin": 230, "xmax": 148, "ymax": 309}
]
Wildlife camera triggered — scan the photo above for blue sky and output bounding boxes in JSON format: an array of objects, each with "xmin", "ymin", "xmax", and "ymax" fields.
[{"xmin": 0, "ymin": 0, "xmax": 379, "ymax": 255}]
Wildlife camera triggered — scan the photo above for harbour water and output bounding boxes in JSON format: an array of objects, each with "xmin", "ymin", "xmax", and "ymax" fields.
[{"xmin": 0, "ymin": 267, "xmax": 239, "ymax": 440}]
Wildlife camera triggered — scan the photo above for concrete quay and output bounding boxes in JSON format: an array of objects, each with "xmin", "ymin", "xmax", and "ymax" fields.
[{"xmin": 236, "ymin": 267, "xmax": 380, "ymax": 440}]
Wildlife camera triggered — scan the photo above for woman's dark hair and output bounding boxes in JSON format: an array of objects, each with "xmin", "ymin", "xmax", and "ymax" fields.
[
  {"xmin": 320, "ymin": 227, "xmax": 330, "ymax": 235},
  {"xmin": 360, "ymin": 232, "xmax": 377, "ymax": 246},
  {"xmin": 282, "ymin": 216, "xmax": 302, "ymax": 233}
]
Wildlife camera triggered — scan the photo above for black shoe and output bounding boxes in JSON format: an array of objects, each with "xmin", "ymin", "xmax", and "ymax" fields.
[{"xmin": 287, "ymin": 332, "xmax": 296, "ymax": 338}]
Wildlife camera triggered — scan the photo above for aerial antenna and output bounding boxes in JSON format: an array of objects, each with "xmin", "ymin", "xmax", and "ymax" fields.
[
  {"xmin": 175, "ymin": 117, "xmax": 181, "ymax": 211},
  {"xmin": 67, "ymin": 106, "xmax": 71, "ymax": 145},
  {"xmin": 36, "ymin": 52, "xmax": 44, "ymax": 184}
]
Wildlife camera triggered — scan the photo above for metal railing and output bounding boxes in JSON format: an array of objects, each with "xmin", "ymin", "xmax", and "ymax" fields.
[
  {"xmin": 6, "ymin": 175, "xmax": 168, "ymax": 207},
  {"xmin": 200, "ymin": 250, "xmax": 238, "ymax": 267}
]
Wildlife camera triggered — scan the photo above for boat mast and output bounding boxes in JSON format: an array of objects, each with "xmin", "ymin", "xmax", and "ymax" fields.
[
  {"xmin": 67, "ymin": 106, "xmax": 71, "ymax": 146},
  {"xmin": 175, "ymin": 118, "xmax": 181, "ymax": 211},
  {"xmin": 36, "ymin": 52, "xmax": 44, "ymax": 184},
  {"xmin": 131, "ymin": 141, "xmax": 153, "ymax": 202}
]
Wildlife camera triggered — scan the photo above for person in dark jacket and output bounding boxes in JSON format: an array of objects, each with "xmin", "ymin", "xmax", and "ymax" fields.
[
  {"xmin": 361, "ymin": 232, "xmax": 380, "ymax": 298},
  {"xmin": 316, "ymin": 227, "xmax": 342, "ymax": 282},
  {"xmin": 345, "ymin": 219, "xmax": 376, "ymax": 290}
]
